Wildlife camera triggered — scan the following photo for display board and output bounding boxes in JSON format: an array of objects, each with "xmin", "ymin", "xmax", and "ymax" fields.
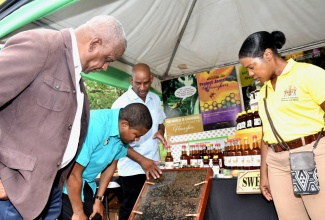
[{"xmin": 129, "ymin": 168, "xmax": 213, "ymax": 220}]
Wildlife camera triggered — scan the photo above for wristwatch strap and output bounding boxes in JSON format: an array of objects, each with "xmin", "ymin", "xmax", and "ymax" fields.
[{"xmin": 95, "ymin": 195, "xmax": 104, "ymax": 202}]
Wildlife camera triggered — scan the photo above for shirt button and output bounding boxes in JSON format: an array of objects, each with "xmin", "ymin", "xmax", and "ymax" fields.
[
  {"xmin": 55, "ymin": 85, "xmax": 60, "ymax": 90},
  {"xmin": 72, "ymin": 89, "xmax": 76, "ymax": 94},
  {"xmin": 57, "ymin": 161, "xmax": 61, "ymax": 167},
  {"xmin": 68, "ymin": 124, "xmax": 72, "ymax": 130}
]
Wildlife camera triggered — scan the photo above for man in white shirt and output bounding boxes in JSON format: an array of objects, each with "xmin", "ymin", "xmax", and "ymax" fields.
[{"xmin": 112, "ymin": 63, "xmax": 167, "ymax": 220}]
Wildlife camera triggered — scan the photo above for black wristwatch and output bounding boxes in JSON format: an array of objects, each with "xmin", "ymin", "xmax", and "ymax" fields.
[{"xmin": 95, "ymin": 195, "xmax": 104, "ymax": 202}]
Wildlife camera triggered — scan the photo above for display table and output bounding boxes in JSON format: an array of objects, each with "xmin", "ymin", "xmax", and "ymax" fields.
[{"xmin": 204, "ymin": 178, "xmax": 278, "ymax": 220}]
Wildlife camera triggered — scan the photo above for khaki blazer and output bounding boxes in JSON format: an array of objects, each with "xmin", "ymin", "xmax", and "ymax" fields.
[{"xmin": 0, "ymin": 28, "xmax": 90, "ymax": 219}]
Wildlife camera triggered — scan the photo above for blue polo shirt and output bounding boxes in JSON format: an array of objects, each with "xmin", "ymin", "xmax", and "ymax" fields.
[{"xmin": 63, "ymin": 108, "xmax": 128, "ymax": 201}]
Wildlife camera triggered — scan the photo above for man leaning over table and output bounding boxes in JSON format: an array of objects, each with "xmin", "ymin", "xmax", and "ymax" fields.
[
  {"xmin": 111, "ymin": 63, "xmax": 167, "ymax": 220},
  {"xmin": 0, "ymin": 15, "xmax": 127, "ymax": 220}
]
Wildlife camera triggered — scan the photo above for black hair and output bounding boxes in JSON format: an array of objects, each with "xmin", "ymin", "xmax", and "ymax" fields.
[
  {"xmin": 238, "ymin": 31, "xmax": 286, "ymax": 59},
  {"xmin": 119, "ymin": 103, "xmax": 152, "ymax": 130}
]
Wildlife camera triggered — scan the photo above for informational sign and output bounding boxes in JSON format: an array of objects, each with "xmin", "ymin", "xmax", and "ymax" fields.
[
  {"xmin": 162, "ymin": 74, "xmax": 199, "ymax": 119},
  {"xmin": 236, "ymin": 170, "xmax": 261, "ymax": 194},
  {"xmin": 196, "ymin": 66, "xmax": 242, "ymax": 131},
  {"xmin": 165, "ymin": 114, "xmax": 203, "ymax": 136}
]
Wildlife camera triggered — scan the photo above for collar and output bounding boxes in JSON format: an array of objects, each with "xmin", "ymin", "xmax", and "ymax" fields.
[
  {"xmin": 127, "ymin": 85, "xmax": 153, "ymax": 103},
  {"xmin": 69, "ymin": 28, "xmax": 82, "ymax": 79},
  {"xmin": 107, "ymin": 108, "xmax": 121, "ymax": 138},
  {"xmin": 265, "ymin": 58, "xmax": 296, "ymax": 88}
]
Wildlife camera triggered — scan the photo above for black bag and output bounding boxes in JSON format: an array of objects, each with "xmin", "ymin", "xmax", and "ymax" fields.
[{"xmin": 289, "ymin": 151, "xmax": 320, "ymax": 194}]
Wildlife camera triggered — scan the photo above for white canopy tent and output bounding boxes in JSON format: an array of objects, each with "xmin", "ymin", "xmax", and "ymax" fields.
[{"xmin": 1, "ymin": 0, "xmax": 325, "ymax": 93}]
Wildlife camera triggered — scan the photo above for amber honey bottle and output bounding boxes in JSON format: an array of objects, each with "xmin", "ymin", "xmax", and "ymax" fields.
[
  {"xmin": 241, "ymin": 111, "xmax": 247, "ymax": 130},
  {"xmin": 242, "ymin": 137, "xmax": 252, "ymax": 170},
  {"xmin": 246, "ymin": 109, "xmax": 253, "ymax": 129},
  {"xmin": 223, "ymin": 140, "xmax": 229, "ymax": 169},
  {"xmin": 198, "ymin": 144, "xmax": 205, "ymax": 168},
  {"xmin": 228, "ymin": 139, "xmax": 236, "ymax": 170},
  {"xmin": 165, "ymin": 145, "xmax": 174, "ymax": 169},
  {"xmin": 235, "ymin": 138, "xmax": 244, "ymax": 170},
  {"xmin": 236, "ymin": 113, "xmax": 242, "ymax": 130},
  {"xmin": 216, "ymin": 143, "xmax": 224, "ymax": 169},
  {"xmin": 253, "ymin": 108, "xmax": 262, "ymax": 127},
  {"xmin": 251, "ymin": 135, "xmax": 261, "ymax": 169},
  {"xmin": 180, "ymin": 145, "xmax": 189, "ymax": 168},
  {"xmin": 190, "ymin": 145, "xmax": 198, "ymax": 167}
]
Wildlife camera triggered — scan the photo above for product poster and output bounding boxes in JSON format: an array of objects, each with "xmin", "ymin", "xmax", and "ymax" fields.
[
  {"xmin": 196, "ymin": 66, "xmax": 242, "ymax": 130},
  {"xmin": 162, "ymin": 74, "xmax": 200, "ymax": 118},
  {"xmin": 238, "ymin": 66, "xmax": 256, "ymax": 111}
]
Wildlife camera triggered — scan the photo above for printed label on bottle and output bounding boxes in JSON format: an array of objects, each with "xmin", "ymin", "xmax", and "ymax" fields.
[
  {"xmin": 254, "ymin": 118, "xmax": 261, "ymax": 126},
  {"xmin": 198, "ymin": 159, "xmax": 204, "ymax": 168},
  {"xmin": 190, "ymin": 159, "xmax": 198, "ymax": 167},
  {"xmin": 251, "ymin": 155, "xmax": 261, "ymax": 167},
  {"xmin": 243, "ymin": 155, "xmax": 252, "ymax": 167},
  {"xmin": 237, "ymin": 156, "xmax": 244, "ymax": 166},
  {"xmin": 247, "ymin": 120, "xmax": 252, "ymax": 128},
  {"xmin": 231, "ymin": 156, "xmax": 237, "ymax": 167},
  {"xmin": 180, "ymin": 159, "xmax": 188, "ymax": 168},
  {"xmin": 165, "ymin": 161, "xmax": 174, "ymax": 169}
]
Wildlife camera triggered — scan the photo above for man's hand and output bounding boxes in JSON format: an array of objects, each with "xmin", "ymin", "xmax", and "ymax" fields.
[
  {"xmin": 0, "ymin": 179, "xmax": 8, "ymax": 200},
  {"xmin": 127, "ymin": 147, "xmax": 162, "ymax": 179},
  {"xmin": 71, "ymin": 210, "xmax": 88, "ymax": 220},
  {"xmin": 140, "ymin": 158, "xmax": 162, "ymax": 180},
  {"xmin": 89, "ymin": 199, "xmax": 104, "ymax": 219},
  {"xmin": 153, "ymin": 131, "xmax": 167, "ymax": 149}
]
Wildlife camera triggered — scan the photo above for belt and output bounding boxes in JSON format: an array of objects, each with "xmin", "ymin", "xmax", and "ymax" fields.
[{"xmin": 269, "ymin": 131, "xmax": 325, "ymax": 153}]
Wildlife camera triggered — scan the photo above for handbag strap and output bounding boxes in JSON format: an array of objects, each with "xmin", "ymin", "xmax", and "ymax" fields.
[
  {"xmin": 263, "ymin": 87, "xmax": 290, "ymax": 151},
  {"xmin": 263, "ymin": 86, "xmax": 323, "ymax": 151}
]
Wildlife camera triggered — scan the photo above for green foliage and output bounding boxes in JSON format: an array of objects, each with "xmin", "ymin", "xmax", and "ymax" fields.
[{"xmin": 83, "ymin": 79, "xmax": 125, "ymax": 110}]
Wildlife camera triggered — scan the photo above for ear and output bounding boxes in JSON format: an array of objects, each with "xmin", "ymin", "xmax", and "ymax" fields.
[
  {"xmin": 129, "ymin": 77, "xmax": 133, "ymax": 84},
  {"xmin": 263, "ymin": 48, "xmax": 273, "ymax": 61},
  {"xmin": 119, "ymin": 120, "xmax": 129, "ymax": 130},
  {"xmin": 89, "ymin": 37, "xmax": 102, "ymax": 52},
  {"xmin": 150, "ymin": 75, "xmax": 154, "ymax": 83}
]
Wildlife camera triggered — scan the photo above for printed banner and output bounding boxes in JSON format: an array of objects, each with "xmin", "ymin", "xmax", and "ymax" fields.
[
  {"xmin": 165, "ymin": 114, "xmax": 203, "ymax": 136},
  {"xmin": 196, "ymin": 66, "xmax": 242, "ymax": 130}
]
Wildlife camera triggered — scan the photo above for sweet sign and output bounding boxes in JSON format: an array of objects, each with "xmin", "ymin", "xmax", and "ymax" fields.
[{"xmin": 236, "ymin": 170, "xmax": 261, "ymax": 194}]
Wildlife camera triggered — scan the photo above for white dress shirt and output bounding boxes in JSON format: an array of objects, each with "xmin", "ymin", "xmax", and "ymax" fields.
[{"xmin": 59, "ymin": 29, "xmax": 84, "ymax": 169}]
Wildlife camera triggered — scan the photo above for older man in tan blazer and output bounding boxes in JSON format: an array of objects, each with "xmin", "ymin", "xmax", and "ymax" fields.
[{"xmin": 0, "ymin": 15, "xmax": 127, "ymax": 220}]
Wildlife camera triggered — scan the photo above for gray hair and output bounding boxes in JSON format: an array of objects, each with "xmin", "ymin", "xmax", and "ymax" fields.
[{"xmin": 81, "ymin": 15, "xmax": 127, "ymax": 49}]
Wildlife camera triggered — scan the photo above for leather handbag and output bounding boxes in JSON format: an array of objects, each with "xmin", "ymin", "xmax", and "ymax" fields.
[{"xmin": 263, "ymin": 87, "xmax": 321, "ymax": 195}]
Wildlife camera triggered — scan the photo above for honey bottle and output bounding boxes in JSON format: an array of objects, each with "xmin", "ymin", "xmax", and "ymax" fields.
[
  {"xmin": 242, "ymin": 137, "xmax": 252, "ymax": 170},
  {"xmin": 180, "ymin": 145, "xmax": 189, "ymax": 168},
  {"xmin": 251, "ymin": 135, "xmax": 261, "ymax": 169},
  {"xmin": 165, "ymin": 145, "xmax": 174, "ymax": 169},
  {"xmin": 236, "ymin": 113, "xmax": 242, "ymax": 130},
  {"xmin": 190, "ymin": 145, "xmax": 198, "ymax": 168},
  {"xmin": 235, "ymin": 138, "xmax": 244, "ymax": 170},
  {"xmin": 253, "ymin": 108, "xmax": 262, "ymax": 127},
  {"xmin": 223, "ymin": 140, "xmax": 229, "ymax": 169},
  {"xmin": 228, "ymin": 139, "xmax": 236, "ymax": 170},
  {"xmin": 241, "ymin": 111, "xmax": 247, "ymax": 130},
  {"xmin": 198, "ymin": 144, "xmax": 205, "ymax": 168},
  {"xmin": 216, "ymin": 143, "xmax": 224, "ymax": 169},
  {"xmin": 246, "ymin": 109, "xmax": 254, "ymax": 129}
]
